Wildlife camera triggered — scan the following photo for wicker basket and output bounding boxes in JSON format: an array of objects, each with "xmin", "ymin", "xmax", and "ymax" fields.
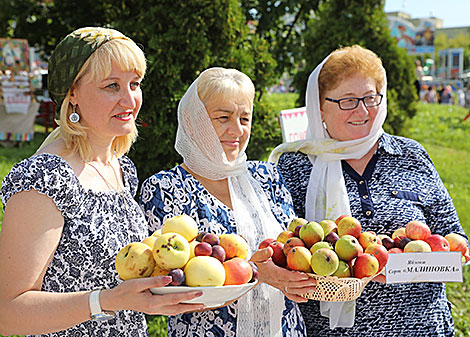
[{"xmin": 303, "ymin": 273, "xmax": 377, "ymax": 302}]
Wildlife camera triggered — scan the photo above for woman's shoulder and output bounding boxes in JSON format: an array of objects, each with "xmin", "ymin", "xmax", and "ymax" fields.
[
  {"xmin": 382, "ymin": 134, "xmax": 429, "ymax": 158},
  {"xmin": 1, "ymin": 153, "xmax": 80, "ymax": 213}
]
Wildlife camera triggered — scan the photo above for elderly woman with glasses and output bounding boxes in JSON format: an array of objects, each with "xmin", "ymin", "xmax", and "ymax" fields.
[{"xmin": 270, "ymin": 45, "xmax": 468, "ymax": 336}]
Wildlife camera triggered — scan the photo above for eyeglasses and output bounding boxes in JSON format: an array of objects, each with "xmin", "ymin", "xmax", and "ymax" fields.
[{"xmin": 325, "ymin": 93, "xmax": 383, "ymax": 110}]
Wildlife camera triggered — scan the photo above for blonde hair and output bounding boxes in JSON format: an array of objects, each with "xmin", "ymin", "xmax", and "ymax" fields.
[
  {"xmin": 318, "ymin": 45, "xmax": 384, "ymax": 106},
  {"xmin": 59, "ymin": 38, "xmax": 146, "ymax": 161},
  {"xmin": 197, "ymin": 68, "xmax": 255, "ymax": 109}
]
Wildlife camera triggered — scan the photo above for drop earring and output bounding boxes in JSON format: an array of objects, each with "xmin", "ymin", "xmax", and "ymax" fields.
[
  {"xmin": 322, "ymin": 121, "xmax": 327, "ymax": 129},
  {"xmin": 69, "ymin": 105, "xmax": 80, "ymax": 123}
]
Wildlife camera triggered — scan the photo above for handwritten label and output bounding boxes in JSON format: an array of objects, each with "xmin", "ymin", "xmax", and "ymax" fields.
[{"xmin": 385, "ymin": 251, "xmax": 463, "ymax": 284}]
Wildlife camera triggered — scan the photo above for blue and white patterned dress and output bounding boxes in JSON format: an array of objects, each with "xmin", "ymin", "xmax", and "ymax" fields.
[
  {"xmin": 277, "ymin": 133, "xmax": 468, "ymax": 337},
  {"xmin": 1, "ymin": 153, "xmax": 149, "ymax": 337},
  {"xmin": 140, "ymin": 161, "xmax": 306, "ymax": 337}
]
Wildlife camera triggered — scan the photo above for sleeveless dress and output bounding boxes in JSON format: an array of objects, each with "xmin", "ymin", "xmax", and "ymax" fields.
[
  {"xmin": 140, "ymin": 161, "xmax": 307, "ymax": 337},
  {"xmin": 1, "ymin": 153, "xmax": 149, "ymax": 336}
]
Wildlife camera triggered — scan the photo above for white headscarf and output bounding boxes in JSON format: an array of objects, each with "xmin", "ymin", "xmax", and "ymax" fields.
[
  {"xmin": 269, "ymin": 50, "xmax": 388, "ymax": 222},
  {"xmin": 175, "ymin": 68, "xmax": 286, "ymax": 337}
]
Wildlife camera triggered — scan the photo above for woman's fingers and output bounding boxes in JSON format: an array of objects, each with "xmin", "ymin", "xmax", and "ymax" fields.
[{"xmin": 250, "ymin": 247, "xmax": 273, "ymax": 264}]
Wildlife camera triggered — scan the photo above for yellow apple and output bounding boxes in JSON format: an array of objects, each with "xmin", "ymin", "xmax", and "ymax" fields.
[
  {"xmin": 151, "ymin": 229, "xmax": 162, "ymax": 238},
  {"xmin": 141, "ymin": 235, "xmax": 158, "ymax": 249},
  {"xmin": 162, "ymin": 214, "xmax": 199, "ymax": 242},
  {"xmin": 219, "ymin": 233, "xmax": 249, "ymax": 259},
  {"xmin": 189, "ymin": 240, "xmax": 200, "ymax": 260},
  {"xmin": 153, "ymin": 233, "xmax": 190, "ymax": 270},
  {"xmin": 115, "ymin": 242, "xmax": 155, "ymax": 280},
  {"xmin": 184, "ymin": 256, "xmax": 226, "ymax": 287}
]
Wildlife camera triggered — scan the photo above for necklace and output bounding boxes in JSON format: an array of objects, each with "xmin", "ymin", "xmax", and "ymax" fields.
[{"xmin": 84, "ymin": 159, "xmax": 128, "ymax": 208}]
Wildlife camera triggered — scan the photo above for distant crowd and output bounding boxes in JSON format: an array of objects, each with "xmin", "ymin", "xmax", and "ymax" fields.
[{"xmin": 418, "ymin": 82, "xmax": 470, "ymax": 108}]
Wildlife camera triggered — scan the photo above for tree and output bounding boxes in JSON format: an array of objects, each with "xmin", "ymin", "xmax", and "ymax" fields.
[
  {"xmin": 294, "ymin": 0, "xmax": 417, "ymax": 135},
  {"xmin": 240, "ymin": 0, "xmax": 320, "ymax": 78}
]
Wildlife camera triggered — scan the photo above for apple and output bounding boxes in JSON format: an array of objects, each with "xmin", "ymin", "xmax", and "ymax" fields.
[
  {"xmin": 184, "ymin": 256, "xmax": 226, "ymax": 287},
  {"xmin": 404, "ymin": 240, "xmax": 432, "ymax": 253},
  {"xmin": 337, "ymin": 216, "xmax": 362, "ymax": 238},
  {"xmin": 153, "ymin": 233, "xmax": 190, "ymax": 270},
  {"xmin": 188, "ymin": 240, "xmax": 199, "ymax": 260},
  {"xmin": 299, "ymin": 221, "xmax": 324, "ymax": 248},
  {"xmin": 115, "ymin": 242, "xmax": 155, "ymax": 280},
  {"xmin": 358, "ymin": 231, "xmax": 379, "ymax": 250},
  {"xmin": 364, "ymin": 244, "xmax": 389, "ymax": 271},
  {"xmin": 319, "ymin": 219, "xmax": 337, "ymax": 235},
  {"xmin": 398, "ymin": 237, "xmax": 412, "ymax": 251},
  {"xmin": 310, "ymin": 248, "xmax": 339, "ymax": 276},
  {"xmin": 219, "ymin": 233, "xmax": 249, "ymax": 259},
  {"xmin": 381, "ymin": 237, "xmax": 395, "ymax": 250},
  {"xmin": 334, "ymin": 235, "xmax": 363, "ymax": 261},
  {"xmin": 425, "ymin": 234, "xmax": 450, "ymax": 252},
  {"xmin": 294, "ymin": 225, "xmax": 302, "ymax": 238},
  {"xmin": 405, "ymin": 220, "xmax": 431, "ymax": 241},
  {"xmin": 211, "ymin": 245, "xmax": 226, "ymax": 263},
  {"xmin": 151, "ymin": 229, "xmax": 162, "ymax": 238},
  {"xmin": 286, "ymin": 247, "xmax": 312, "ymax": 272},
  {"xmin": 276, "ymin": 230, "xmax": 295, "ymax": 244},
  {"xmin": 392, "ymin": 227, "xmax": 406, "ymax": 239},
  {"xmin": 388, "ymin": 247, "xmax": 403, "ymax": 254},
  {"xmin": 283, "ymin": 237, "xmax": 306, "ymax": 256},
  {"xmin": 168, "ymin": 268, "xmax": 185, "ymax": 286},
  {"xmin": 223, "ymin": 257, "xmax": 253, "ymax": 285},
  {"xmin": 161, "ymin": 214, "xmax": 199, "ymax": 242},
  {"xmin": 335, "ymin": 214, "xmax": 349, "ymax": 225},
  {"xmin": 332, "ymin": 260, "xmax": 351, "ymax": 278},
  {"xmin": 309, "ymin": 241, "xmax": 333, "ymax": 254},
  {"xmin": 141, "ymin": 235, "xmax": 158, "ymax": 249},
  {"xmin": 353, "ymin": 253, "xmax": 379, "ymax": 279},
  {"xmin": 269, "ymin": 241, "xmax": 287, "ymax": 267},
  {"xmin": 194, "ymin": 242, "xmax": 213, "ymax": 256},
  {"xmin": 151, "ymin": 265, "xmax": 171, "ymax": 277},
  {"xmin": 258, "ymin": 238, "xmax": 276, "ymax": 249},
  {"xmin": 324, "ymin": 232, "xmax": 340, "ymax": 246},
  {"xmin": 288, "ymin": 218, "xmax": 308, "ymax": 232},
  {"xmin": 202, "ymin": 233, "xmax": 220, "ymax": 246},
  {"xmin": 445, "ymin": 233, "xmax": 469, "ymax": 257}
]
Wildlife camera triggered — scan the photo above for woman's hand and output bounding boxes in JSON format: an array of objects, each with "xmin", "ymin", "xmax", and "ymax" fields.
[
  {"xmin": 250, "ymin": 247, "xmax": 317, "ymax": 303},
  {"xmin": 101, "ymin": 276, "xmax": 205, "ymax": 316}
]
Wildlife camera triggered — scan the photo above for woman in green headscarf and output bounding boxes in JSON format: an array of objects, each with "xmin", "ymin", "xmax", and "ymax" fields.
[{"xmin": 0, "ymin": 27, "xmax": 203, "ymax": 337}]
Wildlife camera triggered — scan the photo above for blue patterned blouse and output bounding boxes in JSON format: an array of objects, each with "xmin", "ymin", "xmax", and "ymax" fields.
[
  {"xmin": 140, "ymin": 161, "xmax": 307, "ymax": 337},
  {"xmin": 277, "ymin": 133, "xmax": 468, "ymax": 337}
]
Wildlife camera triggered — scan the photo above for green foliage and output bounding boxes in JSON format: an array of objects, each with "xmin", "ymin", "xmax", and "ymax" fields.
[
  {"xmin": 146, "ymin": 315, "xmax": 167, "ymax": 337},
  {"xmin": 294, "ymin": 0, "xmax": 417, "ymax": 135},
  {"xmin": 240, "ymin": 0, "xmax": 320, "ymax": 78}
]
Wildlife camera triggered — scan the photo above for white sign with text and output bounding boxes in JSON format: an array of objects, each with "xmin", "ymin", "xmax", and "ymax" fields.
[
  {"xmin": 279, "ymin": 107, "xmax": 307, "ymax": 142},
  {"xmin": 385, "ymin": 251, "xmax": 463, "ymax": 284}
]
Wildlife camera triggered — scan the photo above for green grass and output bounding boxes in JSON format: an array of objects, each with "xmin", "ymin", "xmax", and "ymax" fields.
[{"xmin": 1, "ymin": 99, "xmax": 469, "ymax": 336}]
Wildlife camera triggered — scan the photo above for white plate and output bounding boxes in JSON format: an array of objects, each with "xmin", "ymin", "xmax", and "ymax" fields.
[{"xmin": 150, "ymin": 281, "xmax": 258, "ymax": 308}]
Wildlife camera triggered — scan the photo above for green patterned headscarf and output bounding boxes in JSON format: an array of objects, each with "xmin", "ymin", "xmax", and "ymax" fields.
[{"xmin": 48, "ymin": 27, "xmax": 131, "ymax": 112}]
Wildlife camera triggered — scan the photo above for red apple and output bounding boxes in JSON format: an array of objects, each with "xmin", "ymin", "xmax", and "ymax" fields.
[
  {"xmin": 364, "ymin": 244, "xmax": 389, "ymax": 271},
  {"xmin": 269, "ymin": 241, "xmax": 287, "ymax": 267},
  {"xmin": 353, "ymin": 253, "xmax": 379, "ymax": 279},
  {"xmin": 335, "ymin": 214, "xmax": 349, "ymax": 225},
  {"xmin": 286, "ymin": 247, "xmax": 312, "ymax": 272},
  {"xmin": 405, "ymin": 220, "xmax": 431, "ymax": 241},
  {"xmin": 258, "ymin": 238, "xmax": 276, "ymax": 249},
  {"xmin": 388, "ymin": 247, "xmax": 403, "ymax": 254},
  {"xmin": 283, "ymin": 237, "xmax": 306, "ymax": 256},
  {"xmin": 425, "ymin": 234, "xmax": 450, "ymax": 252},
  {"xmin": 337, "ymin": 216, "xmax": 362, "ymax": 238},
  {"xmin": 223, "ymin": 257, "xmax": 253, "ymax": 285},
  {"xmin": 445, "ymin": 233, "xmax": 469, "ymax": 258}
]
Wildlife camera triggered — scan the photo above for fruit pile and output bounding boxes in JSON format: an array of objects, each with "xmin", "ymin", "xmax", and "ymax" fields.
[
  {"xmin": 260, "ymin": 216, "xmax": 389, "ymax": 279},
  {"xmin": 115, "ymin": 215, "xmax": 258, "ymax": 287},
  {"xmin": 384, "ymin": 220, "xmax": 470, "ymax": 263}
]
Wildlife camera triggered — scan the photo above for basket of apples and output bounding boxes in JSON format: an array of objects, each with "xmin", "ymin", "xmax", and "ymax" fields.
[
  {"xmin": 380, "ymin": 220, "xmax": 470, "ymax": 262},
  {"xmin": 115, "ymin": 215, "xmax": 258, "ymax": 308},
  {"xmin": 259, "ymin": 216, "xmax": 389, "ymax": 302}
]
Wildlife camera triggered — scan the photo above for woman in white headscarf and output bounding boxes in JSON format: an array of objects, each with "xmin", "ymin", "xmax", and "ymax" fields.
[
  {"xmin": 140, "ymin": 67, "xmax": 316, "ymax": 337},
  {"xmin": 270, "ymin": 45, "xmax": 468, "ymax": 336}
]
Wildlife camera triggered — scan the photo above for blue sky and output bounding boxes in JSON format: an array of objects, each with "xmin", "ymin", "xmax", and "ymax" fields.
[{"xmin": 384, "ymin": 0, "xmax": 470, "ymax": 28}]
